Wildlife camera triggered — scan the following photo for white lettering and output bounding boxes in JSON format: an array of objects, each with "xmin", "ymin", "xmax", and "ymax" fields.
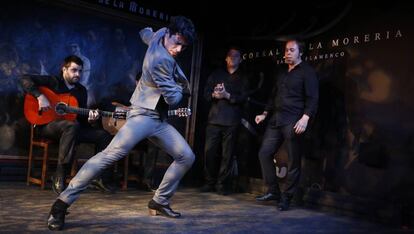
[
  {"xmin": 364, "ymin": 34, "xmax": 370, "ymax": 42},
  {"xmin": 317, "ymin": 42, "xmax": 322, "ymax": 49},
  {"xmin": 309, "ymin": 43, "xmax": 314, "ymax": 50},
  {"xmin": 129, "ymin": 1, "xmax": 137, "ymax": 12},
  {"xmin": 343, "ymin": 38, "xmax": 349, "ymax": 45},
  {"xmin": 275, "ymin": 49, "xmax": 280, "ymax": 55},
  {"xmin": 354, "ymin": 36, "xmax": 359, "ymax": 44}
]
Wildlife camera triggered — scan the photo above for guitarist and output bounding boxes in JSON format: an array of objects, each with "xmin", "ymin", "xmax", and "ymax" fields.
[
  {"xmin": 20, "ymin": 55, "xmax": 114, "ymax": 195},
  {"xmin": 47, "ymin": 16, "xmax": 196, "ymax": 230}
]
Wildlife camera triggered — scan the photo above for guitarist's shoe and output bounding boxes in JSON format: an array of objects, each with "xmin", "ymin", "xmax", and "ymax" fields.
[
  {"xmin": 277, "ymin": 194, "xmax": 292, "ymax": 211},
  {"xmin": 90, "ymin": 178, "xmax": 116, "ymax": 193},
  {"xmin": 255, "ymin": 193, "xmax": 281, "ymax": 202},
  {"xmin": 51, "ymin": 176, "xmax": 66, "ymax": 195}
]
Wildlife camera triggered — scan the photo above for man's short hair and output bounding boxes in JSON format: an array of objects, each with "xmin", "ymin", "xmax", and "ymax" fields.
[
  {"xmin": 286, "ymin": 39, "xmax": 306, "ymax": 54},
  {"xmin": 62, "ymin": 55, "xmax": 83, "ymax": 68},
  {"xmin": 227, "ymin": 46, "xmax": 243, "ymax": 57},
  {"xmin": 168, "ymin": 16, "xmax": 196, "ymax": 44}
]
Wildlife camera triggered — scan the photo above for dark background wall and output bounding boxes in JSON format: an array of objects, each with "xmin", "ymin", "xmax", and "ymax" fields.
[
  {"xmin": 0, "ymin": 0, "xmax": 194, "ymax": 157},
  {"xmin": 188, "ymin": 1, "xmax": 414, "ymax": 206},
  {"xmin": 306, "ymin": 3, "xmax": 414, "ymax": 202},
  {"xmin": 0, "ymin": 1, "xmax": 143, "ymax": 156}
]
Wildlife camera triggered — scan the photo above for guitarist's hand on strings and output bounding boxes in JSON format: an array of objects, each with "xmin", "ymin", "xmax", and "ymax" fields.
[
  {"xmin": 37, "ymin": 94, "xmax": 51, "ymax": 112},
  {"xmin": 88, "ymin": 109, "xmax": 100, "ymax": 123}
]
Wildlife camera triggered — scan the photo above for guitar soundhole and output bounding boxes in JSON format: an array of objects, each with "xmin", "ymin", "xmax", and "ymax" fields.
[{"xmin": 55, "ymin": 102, "xmax": 67, "ymax": 115}]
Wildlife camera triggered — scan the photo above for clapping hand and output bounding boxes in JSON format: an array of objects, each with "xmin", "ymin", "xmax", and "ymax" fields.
[{"xmin": 212, "ymin": 83, "xmax": 229, "ymax": 99}]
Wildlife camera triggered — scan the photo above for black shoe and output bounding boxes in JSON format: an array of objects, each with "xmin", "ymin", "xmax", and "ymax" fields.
[
  {"xmin": 137, "ymin": 181, "xmax": 157, "ymax": 192},
  {"xmin": 51, "ymin": 176, "xmax": 66, "ymax": 195},
  {"xmin": 137, "ymin": 182, "xmax": 152, "ymax": 192},
  {"xmin": 217, "ymin": 189, "xmax": 231, "ymax": 196},
  {"xmin": 277, "ymin": 195, "xmax": 291, "ymax": 211},
  {"xmin": 216, "ymin": 186, "xmax": 231, "ymax": 196},
  {"xmin": 199, "ymin": 184, "xmax": 216, "ymax": 193},
  {"xmin": 47, "ymin": 199, "xmax": 69, "ymax": 231},
  {"xmin": 255, "ymin": 193, "xmax": 281, "ymax": 202},
  {"xmin": 90, "ymin": 179, "xmax": 116, "ymax": 193},
  {"xmin": 148, "ymin": 199, "xmax": 181, "ymax": 218}
]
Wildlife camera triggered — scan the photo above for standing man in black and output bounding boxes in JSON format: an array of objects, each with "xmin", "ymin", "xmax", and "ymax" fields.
[
  {"xmin": 200, "ymin": 47, "xmax": 249, "ymax": 195},
  {"xmin": 255, "ymin": 40, "xmax": 319, "ymax": 211}
]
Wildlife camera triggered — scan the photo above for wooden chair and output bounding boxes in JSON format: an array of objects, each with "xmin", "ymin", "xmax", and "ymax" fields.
[
  {"xmin": 26, "ymin": 124, "xmax": 77, "ymax": 189},
  {"xmin": 121, "ymin": 153, "xmax": 140, "ymax": 190},
  {"xmin": 26, "ymin": 124, "xmax": 54, "ymax": 189}
]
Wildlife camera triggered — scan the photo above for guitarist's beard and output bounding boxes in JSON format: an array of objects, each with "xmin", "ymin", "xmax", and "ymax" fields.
[{"xmin": 65, "ymin": 76, "xmax": 80, "ymax": 85}]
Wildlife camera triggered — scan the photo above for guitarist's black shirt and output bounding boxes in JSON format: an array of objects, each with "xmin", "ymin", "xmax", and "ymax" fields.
[{"xmin": 20, "ymin": 74, "xmax": 89, "ymax": 126}]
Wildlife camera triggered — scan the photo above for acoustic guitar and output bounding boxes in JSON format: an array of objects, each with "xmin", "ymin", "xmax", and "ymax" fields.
[
  {"xmin": 23, "ymin": 86, "xmax": 126, "ymax": 125},
  {"xmin": 24, "ymin": 86, "xmax": 191, "ymax": 134}
]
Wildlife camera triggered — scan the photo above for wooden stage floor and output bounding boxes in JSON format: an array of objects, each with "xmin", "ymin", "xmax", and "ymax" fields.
[{"xmin": 0, "ymin": 182, "xmax": 402, "ymax": 233}]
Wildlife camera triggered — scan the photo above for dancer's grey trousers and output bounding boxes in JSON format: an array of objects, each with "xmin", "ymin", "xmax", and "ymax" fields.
[{"xmin": 58, "ymin": 110, "xmax": 195, "ymax": 206}]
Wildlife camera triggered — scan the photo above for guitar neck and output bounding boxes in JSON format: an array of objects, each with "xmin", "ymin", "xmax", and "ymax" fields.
[
  {"xmin": 167, "ymin": 110, "xmax": 177, "ymax": 116},
  {"xmin": 64, "ymin": 106, "xmax": 188, "ymax": 118},
  {"xmin": 167, "ymin": 108, "xmax": 190, "ymax": 117},
  {"xmin": 63, "ymin": 106, "xmax": 114, "ymax": 118}
]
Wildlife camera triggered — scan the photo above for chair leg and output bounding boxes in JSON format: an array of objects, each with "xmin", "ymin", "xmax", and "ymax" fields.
[
  {"xmin": 122, "ymin": 155, "xmax": 129, "ymax": 190},
  {"xmin": 27, "ymin": 142, "xmax": 34, "ymax": 186},
  {"xmin": 40, "ymin": 144, "xmax": 49, "ymax": 190},
  {"xmin": 70, "ymin": 158, "xmax": 78, "ymax": 177}
]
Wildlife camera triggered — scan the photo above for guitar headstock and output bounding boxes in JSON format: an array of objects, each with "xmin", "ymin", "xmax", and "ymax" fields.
[
  {"xmin": 113, "ymin": 110, "xmax": 127, "ymax": 119},
  {"xmin": 174, "ymin": 107, "xmax": 191, "ymax": 117}
]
